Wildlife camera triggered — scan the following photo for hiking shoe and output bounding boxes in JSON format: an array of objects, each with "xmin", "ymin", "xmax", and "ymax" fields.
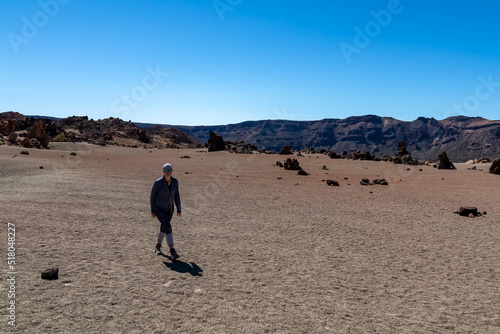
[
  {"xmin": 154, "ymin": 243, "xmax": 162, "ymax": 255},
  {"xmin": 170, "ymin": 248, "xmax": 180, "ymax": 260}
]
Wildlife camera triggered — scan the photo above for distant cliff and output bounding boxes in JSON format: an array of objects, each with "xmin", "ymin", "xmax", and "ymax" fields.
[{"xmin": 163, "ymin": 115, "xmax": 500, "ymax": 161}]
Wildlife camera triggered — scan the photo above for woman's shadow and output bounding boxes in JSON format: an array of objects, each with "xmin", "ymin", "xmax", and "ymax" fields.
[{"xmin": 161, "ymin": 255, "xmax": 203, "ymax": 277}]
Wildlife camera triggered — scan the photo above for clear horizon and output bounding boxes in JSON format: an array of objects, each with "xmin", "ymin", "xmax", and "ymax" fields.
[{"xmin": 2, "ymin": 1, "xmax": 500, "ymax": 126}]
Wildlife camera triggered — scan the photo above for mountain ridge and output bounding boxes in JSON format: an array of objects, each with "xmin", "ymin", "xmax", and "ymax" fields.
[{"xmin": 3, "ymin": 112, "xmax": 500, "ymax": 161}]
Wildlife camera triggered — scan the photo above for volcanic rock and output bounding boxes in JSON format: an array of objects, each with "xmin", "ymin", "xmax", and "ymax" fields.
[
  {"xmin": 297, "ymin": 168, "xmax": 309, "ymax": 176},
  {"xmin": 326, "ymin": 180, "xmax": 339, "ymax": 186},
  {"xmin": 27, "ymin": 120, "xmax": 50, "ymax": 149},
  {"xmin": 8, "ymin": 132, "xmax": 18, "ymax": 144},
  {"xmin": 278, "ymin": 145, "xmax": 293, "ymax": 155},
  {"xmin": 437, "ymin": 152, "xmax": 456, "ymax": 170},
  {"xmin": 489, "ymin": 158, "xmax": 500, "ymax": 175},
  {"xmin": 41, "ymin": 267, "xmax": 59, "ymax": 280},
  {"xmin": 276, "ymin": 161, "xmax": 284, "ymax": 168},
  {"xmin": 207, "ymin": 131, "xmax": 225, "ymax": 152},
  {"xmin": 228, "ymin": 141, "xmax": 257, "ymax": 154},
  {"xmin": 284, "ymin": 158, "xmax": 300, "ymax": 170},
  {"xmin": 392, "ymin": 141, "xmax": 417, "ymax": 165},
  {"xmin": 0, "ymin": 120, "xmax": 15, "ymax": 136},
  {"xmin": 137, "ymin": 130, "xmax": 150, "ymax": 143},
  {"xmin": 327, "ymin": 150, "xmax": 341, "ymax": 159},
  {"xmin": 458, "ymin": 207, "xmax": 478, "ymax": 217}
]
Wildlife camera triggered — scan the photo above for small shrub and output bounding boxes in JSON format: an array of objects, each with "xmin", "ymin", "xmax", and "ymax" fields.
[
  {"xmin": 70, "ymin": 152, "xmax": 77, "ymax": 156},
  {"xmin": 53, "ymin": 133, "xmax": 68, "ymax": 142},
  {"xmin": 0, "ymin": 141, "xmax": 3, "ymax": 145}
]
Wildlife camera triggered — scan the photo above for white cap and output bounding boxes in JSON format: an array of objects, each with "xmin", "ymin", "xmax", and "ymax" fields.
[{"xmin": 162, "ymin": 163, "xmax": 173, "ymax": 171}]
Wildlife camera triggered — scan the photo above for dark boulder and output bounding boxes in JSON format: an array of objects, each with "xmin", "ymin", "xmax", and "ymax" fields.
[
  {"xmin": 490, "ymin": 158, "xmax": 500, "ymax": 175},
  {"xmin": 278, "ymin": 145, "xmax": 292, "ymax": 155},
  {"xmin": 0, "ymin": 120, "xmax": 15, "ymax": 136},
  {"xmin": 207, "ymin": 131, "xmax": 225, "ymax": 152},
  {"xmin": 458, "ymin": 207, "xmax": 478, "ymax": 217},
  {"xmin": 437, "ymin": 152, "xmax": 456, "ymax": 170},
  {"xmin": 41, "ymin": 267, "xmax": 59, "ymax": 280},
  {"xmin": 297, "ymin": 168, "xmax": 309, "ymax": 176},
  {"xmin": 8, "ymin": 132, "xmax": 18, "ymax": 144},
  {"xmin": 284, "ymin": 158, "xmax": 300, "ymax": 170},
  {"xmin": 26, "ymin": 120, "xmax": 50, "ymax": 149},
  {"xmin": 137, "ymin": 130, "xmax": 150, "ymax": 143},
  {"xmin": 327, "ymin": 150, "xmax": 340, "ymax": 159},
  {"xmin": 276, "ymin": 161, "xmax": 283, "ymax": 167},
  {"xmin": 326, "ymin": 180, "xmax": 339, "ymax": 186}
]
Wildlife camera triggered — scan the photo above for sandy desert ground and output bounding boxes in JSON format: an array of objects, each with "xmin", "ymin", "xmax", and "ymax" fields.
[{"xmin": 1, "ymin": 143, "xmax": 499, "ymax": 333}]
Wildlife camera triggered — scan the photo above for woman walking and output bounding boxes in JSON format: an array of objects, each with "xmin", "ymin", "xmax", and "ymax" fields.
[{"xmin": 150, "ymin": 163, "xmax": 182, "ymax": 259}]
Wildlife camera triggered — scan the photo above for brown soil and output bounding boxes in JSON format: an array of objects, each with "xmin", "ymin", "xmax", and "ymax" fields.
[{"xmin": 1, "ymin": 145, "xmax": 499, "ymax": 333}]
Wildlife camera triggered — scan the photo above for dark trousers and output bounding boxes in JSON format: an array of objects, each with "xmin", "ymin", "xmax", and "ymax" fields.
[{"xmin": 155, "ymin": 208, "xmax": 174, "ymax": 234}]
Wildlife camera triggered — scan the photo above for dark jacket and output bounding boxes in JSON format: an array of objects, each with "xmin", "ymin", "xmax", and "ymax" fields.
[{"xmin": 150, "ymin": 176, "xmax": 181, "ymax": 214}]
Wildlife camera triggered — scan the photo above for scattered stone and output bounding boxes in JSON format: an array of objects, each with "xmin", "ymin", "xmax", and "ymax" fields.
[
  {"xmin": 180, "ymin": 156, "xmax": 191, "ymax": 159},
  {"xmin": 326, "ymin": 180, "xmax": 339, "ymax": 186},
  {"xmin": 276, "ymin": 161, "xmax": 284, "ymax": 168},
  {"xmin": 468, "ymin": 213, "xmax": 475, "ymax": 218},
  {"xmin": 284, "ymin": 158, "xmax": 300, "ymax": 171},
  {"xmin": 41, "ymin": 267, "xmax": 59, "ymax": 280},
  {"xmin": 437, "ymin": 152, "xmax": 456, "ymax": 170},
  {"xmin": 227, "ymin": 140, "xmax": 257, "ymax": 154},
  {"xmin": 322, "ymin": 165, "xmax": 328, "ymax": 170},
  {"xmin": 184, "ymin": 172, "xmax": 190, "ymax": 174},
  {"xmin": 20, "ymin": 150, "xmax": 29, "ymax": 155},
  {"xmin": 362, "ymin": 178, "xmax": 369, "ymax": 183},
  {"xmin": 419, "ymin": 169, "xmax": 423, "ymax": 172},
  {"xmin": 490, "ymin": 158, "xmax": 500, "ymax": 175},
  {"xmin": 360, "ymin": 181, "xmax": 369, "ymax": 186},
  {"xmin": 380, "ymin": 180, "xmax": 388, "ymax": 186},
  {"xmin": 326, "ymin": 150, "xmax": 341, "ymax": 159},
  {"xmin": 297, "ymin": 168, "xmax": 309, "ymax": 176},
  {"xmin": 458, "ymin": 207, "xmax": 478, "ymax": 217},
  {"xmin": 482, "ymin": 211, "xmax": 487, "ymax": 215},
  {"xmin": 297, "ymin": 151, "xmax": 303, "ymax": 157},
  {"xmin": 277, "ymin": 177, "xmax": 282, "ymax": 180},
  {"xmin": 39, "ymin": 166, "xmax": 43, "ymax": 169}
]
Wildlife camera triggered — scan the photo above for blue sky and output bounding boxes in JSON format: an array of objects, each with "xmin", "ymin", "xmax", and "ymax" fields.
[{"xmin": 1, "ymin": 0, "xmax": 499, "ymax": 126}]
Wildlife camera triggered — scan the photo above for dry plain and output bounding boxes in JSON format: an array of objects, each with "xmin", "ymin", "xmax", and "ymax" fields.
[{"xmin": 1, "ymin": 143, "xmax": 499, "ymax": 333}]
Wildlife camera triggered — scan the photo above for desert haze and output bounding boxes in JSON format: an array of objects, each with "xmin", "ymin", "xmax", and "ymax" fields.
[{"xmin": 1, "ymin": 143, "xmax": 499, "ymax": 333}]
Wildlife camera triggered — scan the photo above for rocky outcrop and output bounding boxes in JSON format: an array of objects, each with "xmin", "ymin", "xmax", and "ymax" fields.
[
  {"xmin": 278, "ymin": 145, "xmax": 292, "ymax": 155},
  {"xmin": 227, "ymin": 141, "xmax": 257, "ymax": 154},
  {"xmin": 490, "ymin": 158, "xmax": 500, "ymax": 175},
  {"xmin": 392, "ymin": 142, "xmax": 416, "ymax": 165},
  {"xmin": 20, "ymin": 120, "xmax": 51, "ymax": 148},
  {"xmin": 0, "ymin": 120, "xmax": 15, "ymax": 136},
  {"xmin": 284, "ymin": 158, "xmax": 300, "ymax": 170},
  {"xmin": 207, "ymin": 131, "xmax": 225, "ymax": 152},
  {"xmin": 437, "ymin": 152, "xmax": 456, "ymax": 170}
]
